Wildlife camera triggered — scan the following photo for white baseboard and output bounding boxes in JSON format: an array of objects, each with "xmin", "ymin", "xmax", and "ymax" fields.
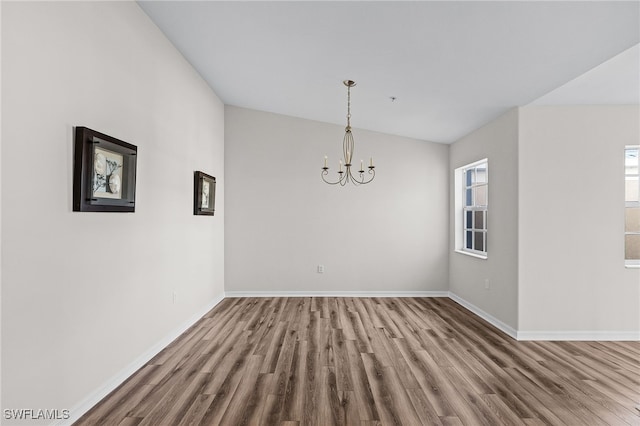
[
  {"xmin": 448, "ymin": 292, "xmax": 518, "ymax": 339},
  {"xmin": 57, "ymin": 293, "xmax": 225, "ymax": 426},
  {"xmin": 447, "ymin": 292, "xmax": 639, "ymax": 342},
  {"xmin": 516, "ymin": 330, "xmax": 640, "ymax": 341},
  {"xmin": 224, "ymin": 290, "xmax": 450, "ymax": 298}
]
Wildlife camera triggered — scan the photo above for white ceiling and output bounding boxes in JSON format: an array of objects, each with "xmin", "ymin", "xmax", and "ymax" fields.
[{"xmin": 138, "ymin": 1, "xmax": 639, "ymax": 144}]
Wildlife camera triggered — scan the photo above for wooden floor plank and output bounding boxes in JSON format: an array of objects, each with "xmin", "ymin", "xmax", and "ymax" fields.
[
  {"xmin": 281, "ymin": 340, "xmax": 306, "ymax": 422},
  {"xmin": 405, "ymin": 387, "xmax": 443, "ymax": 426},
  {"xmin": 245, "ymin": 373, "xmax": 273, "ymax": 426},
  {"xmin": 75, "ymin": 297, "xmax": 640, "ymax": 426},
  {"xmin": 218, "ymin": 354, "xmax": 264, "ymax": 426},
  {"xmin": 361, "ymin": 353, "xmax": 404, "ymax": 425},
  {"xmin": 302, "ymin": 349, "xmax": 320, "ymax": 426},
  {"xmin": 331, "ymin": 328, "xmax": 354, "ymax": 392},
  {"xmin": 393, "ymin": 339, "xmax": 456, "ymax": 417},
  {"xmin": 345, "ymin": 340, "xmax": 379, "ymax": 422}
]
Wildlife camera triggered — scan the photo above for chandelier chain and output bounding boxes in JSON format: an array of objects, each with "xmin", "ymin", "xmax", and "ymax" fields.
[{"xmin": 347, "ymin": 84, "xmax": 351, "ymax": 129}]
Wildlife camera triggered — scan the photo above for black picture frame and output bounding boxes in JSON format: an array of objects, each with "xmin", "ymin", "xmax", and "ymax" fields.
[
  {"xmin": 194, "ymin": 171, "xmax": 216, "ymax": 216},
  {"xmin": 73, "ymin": 127, "xmax": 137, "ymax": 212}
]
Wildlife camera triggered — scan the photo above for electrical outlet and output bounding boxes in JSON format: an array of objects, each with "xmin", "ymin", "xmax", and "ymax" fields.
[
  {"xmin": 317, "ymin": 265, "xmax": 325, "ymax": 274},
  {"xmin": 484, "ymin": 278, "xmax": 490, "ymax": 289}
]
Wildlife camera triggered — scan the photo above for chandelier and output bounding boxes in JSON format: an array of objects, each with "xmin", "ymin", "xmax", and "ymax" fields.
[{"xmin": 321, "ymin": 80, "xmax": 375, "ymax": 186}]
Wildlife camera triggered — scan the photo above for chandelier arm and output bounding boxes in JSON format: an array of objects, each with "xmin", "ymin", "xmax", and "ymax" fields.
[
  {"xmin": 352, "ymin": 167, "xmax": 375, "ymax": 185},
  {"xmin": 346, "ymin": 171, "xmax": 360, "ymax": 186},
  {"xmin": 321, "ymin": 168, "xmax": 343, "ymax": 185},
  {"xmin": 364, "ymin": 168, "xmax": 376, "ymax": 184},
  {"xmin": 349, "ymin": 169, "xmax": 358, "ymax": 185}
]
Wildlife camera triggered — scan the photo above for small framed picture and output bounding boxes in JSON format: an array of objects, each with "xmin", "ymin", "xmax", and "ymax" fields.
[
  {"xmin": 194, "ymin": 171, "xmax": 216, "ymax": 216},
  {"xmin": 73, "ymin": 127, "xmax": 137, "ymax": 212}
]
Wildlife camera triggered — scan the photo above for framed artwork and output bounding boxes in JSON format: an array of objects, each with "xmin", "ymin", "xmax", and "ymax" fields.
[
  {"xmin": 73, "ymin": 127, "xmax": 137, "ymax": 212},
  {"xmin": 194, "ymin": 171, "xmax": 216, "ymax": 216}
]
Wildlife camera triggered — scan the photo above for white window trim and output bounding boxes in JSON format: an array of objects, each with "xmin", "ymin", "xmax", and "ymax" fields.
[
  {"xmin": 454, "ymin": 249, "xmax": 487, "ymax": 260},
  {"xmin": 625, "ymin": 145, "xmax": 639, "ymax": 268},
  {"xmin": 454, "ymin": 158, "xmax": 488, "ymax": 259}
]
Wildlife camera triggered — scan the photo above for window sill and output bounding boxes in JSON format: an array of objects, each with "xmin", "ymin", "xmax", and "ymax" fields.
[
  {"xmin": 455, "ymin": 249, "xmax": 487, "ymax": 260},
  {"xmin": 625, "ymin": 263, "xmax": 640, "ymax": 269}
]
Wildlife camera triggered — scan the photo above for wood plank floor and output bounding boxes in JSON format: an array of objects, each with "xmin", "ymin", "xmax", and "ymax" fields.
[{"xmin": 75, "ymin": 297, "xmax": 640, "ymax": 425}]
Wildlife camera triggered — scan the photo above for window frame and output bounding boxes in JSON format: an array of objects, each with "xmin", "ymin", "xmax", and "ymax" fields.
[
  {"xmin": 625, "ymin": 145, "xmax": 639, "ymax": 268},
  {"xmin": 455, "ymin": 158, "xmax": 488, "ymax": 259}
]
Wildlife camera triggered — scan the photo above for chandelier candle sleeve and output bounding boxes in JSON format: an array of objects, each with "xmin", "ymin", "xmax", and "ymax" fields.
[{"xmin": 321, "ymin": 80, "xmax": 376, "ymax": 186}]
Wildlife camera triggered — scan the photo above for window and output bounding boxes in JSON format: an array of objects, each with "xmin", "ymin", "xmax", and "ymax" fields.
[
  {"xmin": 455, "ymin": 159, "xmax": 488, "ymax": 258},
  {"xmin": 625, "ymin": 146, "xmax": 639, "ymax": 267}
]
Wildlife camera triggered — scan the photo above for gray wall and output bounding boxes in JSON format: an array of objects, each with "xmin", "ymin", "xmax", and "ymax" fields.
[
  {"xmin": 518, "ymin": 106, "xmax": 640, "ymax": 336},
  {"xmin": 448, "ymin": 105, "xmax": 640, "ymax": 337},
  {"xmin": 449, "ymin": 109, "xmax": 519, "ymax": 331},
  {"xmin": 225, "ymin": 106, "xmax": 449, "ymax": 293},
  {"xmin": 1, "ymin": 1, "xmax": 225, "ymax": 419}
]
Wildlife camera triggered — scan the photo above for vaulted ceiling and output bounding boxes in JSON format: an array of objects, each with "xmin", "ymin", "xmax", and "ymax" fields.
[{"xmin": 138, "ymin": 1, "xmax": 639, "ymax": 143}]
